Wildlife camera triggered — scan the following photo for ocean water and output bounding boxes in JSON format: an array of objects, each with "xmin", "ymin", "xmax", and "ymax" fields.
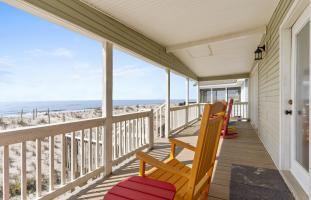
[{"xmin": 0, "ymin": 99, "xmax": 189, "ymax": 116}]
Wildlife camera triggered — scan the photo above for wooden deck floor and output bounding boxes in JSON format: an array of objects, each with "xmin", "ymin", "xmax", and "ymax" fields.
[{"xmin": 67, "ymin": 121, "xmax": 276, "ymax": 200}]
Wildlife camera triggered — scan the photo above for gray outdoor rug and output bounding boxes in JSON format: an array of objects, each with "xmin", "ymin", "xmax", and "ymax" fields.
[{"xmin": 230, "ymin": 164, "xmax": 295, "ymax": 200}]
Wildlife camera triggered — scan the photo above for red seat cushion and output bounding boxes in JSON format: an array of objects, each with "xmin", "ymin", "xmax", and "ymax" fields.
[{"xmin": 104, "ymin": 176, "xmax": 176, "ymax": 200}]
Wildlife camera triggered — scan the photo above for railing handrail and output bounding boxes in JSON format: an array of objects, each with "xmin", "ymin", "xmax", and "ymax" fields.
[
  {"xmin": 188, "ymin": 103, "xmax": 199, "ymax": 107},
  {"xmin": 113, "ymin": 110, "xmax": 152, "ymax": 123},
  {"xmin": 170, "ymin": 105, "xmax": 188, "ymax": 111},
  {"xmin": 233, "ymin": 101, "xmax": 248, "ymax": 104},
  {"xmin": 0, "ymin": 117, "xmax": 106, "ymax": 146},
  {"xmin": 154, "ymin": 103, "xmax": 165, "ymax": 113},
  {"xmin": 169, "ymin": 103, "xmax": 199, "ymax": 111}
]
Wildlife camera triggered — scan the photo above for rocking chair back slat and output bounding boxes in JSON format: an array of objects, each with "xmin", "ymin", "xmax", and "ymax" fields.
[{"xmin": 210, "ymin": 101, "xmax": 227, "ymax": 116}]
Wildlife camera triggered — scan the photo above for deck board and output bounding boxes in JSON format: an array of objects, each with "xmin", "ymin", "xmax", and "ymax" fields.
[{"xmin": 67, "ymin": 121, "xmax": 276, "ymax": 200}]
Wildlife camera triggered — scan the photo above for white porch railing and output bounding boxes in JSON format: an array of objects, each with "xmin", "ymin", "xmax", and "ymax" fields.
[
  {"xmin": 170, "ymin": 103, "xmax": 201, "ymax": 134},
  {"xmin": 0, "ymin": 110, "xmax": 153, "ymax": 200},
  {"xmin": 231, "ymin": 102, "xmax": 249, "ymax": 119},
  {"xmin": 112, "ymin": 110, "xmax": 153, "ymax": 165},
  {"xmin": 0, "ymin": 102, "xmax": 248, "ymax": 199}
]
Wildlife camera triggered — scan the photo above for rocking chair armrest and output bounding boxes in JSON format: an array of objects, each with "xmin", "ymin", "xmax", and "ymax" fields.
[
  {"xmin": 136, "ymin": 151, "xmax": 190, "ymax": 179},
  {"xmin": 169, "ymin": 138, "xmax": 196, "ymax": 151}
]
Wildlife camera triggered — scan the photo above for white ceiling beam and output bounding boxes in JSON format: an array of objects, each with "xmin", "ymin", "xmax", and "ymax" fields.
[{"xmin": 166, "ymin": 26, "xmax": 266, "ymax": 52}]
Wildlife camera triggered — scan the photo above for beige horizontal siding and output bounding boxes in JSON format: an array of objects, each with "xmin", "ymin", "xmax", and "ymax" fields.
[{"xmin": 257, "ymin": 0, "xmax": 293, "ymax": 167}]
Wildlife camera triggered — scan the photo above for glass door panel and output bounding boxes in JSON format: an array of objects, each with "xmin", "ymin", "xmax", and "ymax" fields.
[{"xmin": 295, "ymin": 21, "xmax": 309, "ymax": 171}]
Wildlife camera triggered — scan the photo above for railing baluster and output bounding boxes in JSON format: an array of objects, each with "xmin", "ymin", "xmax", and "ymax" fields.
[
  {"xmin": 148, "ymin": 110, "xmax": 154, "ymax": 149},
  {"xmin": 71, "ymin": 132, "xmax": 76, "ymax": 180},
  {"xmin": 138, "ymin": 118, "xmax": 141, "ymax": 146},
  {"xmin": 21, "ymin": 141, "xmax": 27, "ymax": 200},
  {"xmin": 159, "ymin": 107, "xmax": 162, "ymax": 137},
  {"xmin": 96, "ymin": 127, "xmax": 99, "ymax": 168},
  {"xmin": 155, "ymin": 110, "xmax": 158, "ymax": 137},
  {"xmin": 144, "ymin": 118, "xmax": 147, "ymax": 144},
  {"xmin": 3, "ymin": 145, "xmax": 9, "ymax": 200},
  {"xmin": 125, "ymin": 121, "xmax": 128, "ymax": 153},
  {"xmin": 135, "ymin": 119, "xmax": 138, "ymax": 148},
  {"xmin": 240, "ymin": 104, "xmax": 242, "ymax": 117},
  {"xmin": 141, "ymin": 118, "xmax": 144, "ymax": 145},
  {"xmin": 172, "ymin": 110, "xmax": 174, "ymax": 131},
  {"xmin": 36, "ymin": 139, "xmax": 42, "ymax": 197},
  {"xmin": 140, "ymin": 118, "xmax": 143, "ymax": 146},
  {"xmin": 102, "ymin": 126, "xmax": 105, "ymax": 167},
  {"xmin": 89, "ymin": 128, "xmax": 92, "ymax": 172},
  {"xmin": 123, "ymin": 121, "xmax": 126, "ymax": 154},
  {"xmin": 49, "ymin": 136, "xmax": 55, "ymax": 191},
  {"xmin": 80, "ymin": 130, "xmax": 84, "ymax": 176},
  {"xmin": 125, "ymin": 121, "xmax": 128, "ymax": 154},
  {"xmin": 246, "ymin": 103, "xmax": 249, "ymax": 119},
  {"xmin": 129, "ymin": 120, "xmax": 132, "ymax": 152},
  {"xmin": 117, "ymin": 122, "xmax": 121, "ymax": 156},
  {"xmin": 60, "ymin": 134, "xmax": 66, "ymax": 184},
  {"xmin": 176, "ymin": 111, "xmax": 178, "ymax": 129},
  {"xmin": 170, "ymin": 110, "xmax": 173, "ymax": 131},
  {"xmin": 114, "ymin": 123, "xmax": 117, "ymax": 159},
  {"xmin": 132, "ymin": 120, "xmax": 135, "ymax": 149},
  {"xmin": 111, "ymin": 125, "xmax": 114, "ymax": 159},
  {"xmin": 120, "ymin": 122, "xmax": 124, "ymax": 155}
]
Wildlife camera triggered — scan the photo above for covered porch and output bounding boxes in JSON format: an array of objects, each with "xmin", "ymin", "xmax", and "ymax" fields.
[{"xmin": 1, "ymin": 0, "xmax": 311, "ymax": 199}]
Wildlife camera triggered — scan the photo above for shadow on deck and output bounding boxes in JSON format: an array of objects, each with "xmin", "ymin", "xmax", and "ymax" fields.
[{"xmin": 67, "ymin": 122, "xmax": 277, "ymax": 200}]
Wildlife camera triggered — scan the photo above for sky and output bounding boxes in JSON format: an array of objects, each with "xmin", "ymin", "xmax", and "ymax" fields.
[{"xmin": 0, "ymin": 2, "xmax": 197, "ymax": 102}]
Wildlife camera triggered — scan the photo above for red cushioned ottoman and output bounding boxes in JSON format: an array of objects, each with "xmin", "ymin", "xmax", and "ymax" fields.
[{"xmin": 104, "ymin": 176, "xmax": 176, "ymax": 200}]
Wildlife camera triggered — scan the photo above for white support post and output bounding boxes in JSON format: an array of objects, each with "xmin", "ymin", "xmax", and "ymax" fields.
[
  {"xmin": 225, "ymin": 87, "xmax": 228, "ymax": 102},
  {"xmin": 165, "ymin": 69, "xmax": 171, "ymax": 138},
  {"xmin": 185, "ymin": 78, "xmax": 189, "ymax": 126},
  {"xmin": 103, "ymin": 41, "xmax": 113, "ymax": 176}
]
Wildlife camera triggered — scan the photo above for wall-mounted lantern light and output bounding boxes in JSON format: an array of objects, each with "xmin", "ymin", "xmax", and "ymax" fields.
[{"xmin": 254, "ymin": 45, "xmax": 265, "ymax": 60}]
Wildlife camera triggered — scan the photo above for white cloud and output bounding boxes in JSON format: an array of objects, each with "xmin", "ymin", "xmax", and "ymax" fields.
[
  {"xmin": 114, "ymin": 65, "xmax": 146, "ymax": 77},
  {"xmin": 71, "ymin": 63, "xmax": 101, "ymax": 81},
  {"xmin": 52, "ymin": 48, "xmax": 74, "ymax": 58},
  {"xmin": 26, "ymin": 48, "xmax": 74, "ymax": 58},
  {"xmin": 0, "ymin": 56, "xmax": 14, "ymax": 68}
]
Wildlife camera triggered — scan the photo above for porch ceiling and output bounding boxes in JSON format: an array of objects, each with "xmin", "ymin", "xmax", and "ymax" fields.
[{"xmin": 82, "ymin": 0, "xmax": 280, "ymax": 78}]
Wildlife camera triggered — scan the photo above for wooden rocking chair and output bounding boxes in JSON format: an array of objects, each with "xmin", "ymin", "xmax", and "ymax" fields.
[
  {"xmin": 222, "ymin": 98, "xmax": 238, "ymax": 139},
  {"xmin": 136, "ymin": 104, "xmax": 224, "ymax": 199}
]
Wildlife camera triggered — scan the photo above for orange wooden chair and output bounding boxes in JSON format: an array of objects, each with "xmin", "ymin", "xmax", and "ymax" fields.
[
  {"xmin": 210, "ymin": 101, "xmax": 227, "ymax": 117},
  {"xmin": 136, "ymin": 103, "xmax": 224, "ymax": 199}
]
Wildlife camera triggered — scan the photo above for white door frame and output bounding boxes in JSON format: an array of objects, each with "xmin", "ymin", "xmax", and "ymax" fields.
[{"xmin": 279, "ymin": 0, "xmax": 310, "ymax": 196}]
